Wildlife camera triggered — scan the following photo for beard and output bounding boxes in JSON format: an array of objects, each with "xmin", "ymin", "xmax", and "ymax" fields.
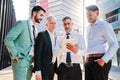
[{"xmin": 34, "ymin": 16, "xmax": 42, "ymax": 23}]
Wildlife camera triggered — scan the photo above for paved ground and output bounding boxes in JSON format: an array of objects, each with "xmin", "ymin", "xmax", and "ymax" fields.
[
  {"xmin": 0, "ymin": 66, "xmax": 120, "ymax": 80},
  {"xmin": 0, "ymin": 66, "xmax": 57, "ymax": 80},
  {"xmin": 0, "ymin": 66, "xmax": 35, "ymax": 80},
  {"xmin": 109, "ymin": 66, "xmax": 120, "ymax": 80}
]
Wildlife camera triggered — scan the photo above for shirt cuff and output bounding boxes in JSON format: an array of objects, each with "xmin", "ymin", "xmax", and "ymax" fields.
[
  {"xmin": 35, "ymin": 71, "xmax": 42, "ymax": 76},
  {"xmin": 52, "ymin": 57, "xmax": 56, "ymax": 63},
  {"xmin": 76, "ymin": 50, "xmax": 86, "ymax": 56},
  {"xmin": 29, "ymin": 46, "xmax": 34, "ymax": 56},
  {"xmin": 101, "ymin": 55, "xmax": 110, "ymax": 63}
]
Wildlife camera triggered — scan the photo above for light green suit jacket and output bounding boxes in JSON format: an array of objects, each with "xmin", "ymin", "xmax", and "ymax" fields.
[{"xmin": 4, "ymin": 20, "xmax": 33, "ymax": 60}]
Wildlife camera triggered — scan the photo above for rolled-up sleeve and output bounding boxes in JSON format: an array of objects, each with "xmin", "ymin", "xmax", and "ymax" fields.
[
  {"xmin": 101, "ymin": 23, "xmax": 119, "ymax": 63},
  {"xmin": 77, "ymin": 35, "xmax": 86, "ymax": 56}
]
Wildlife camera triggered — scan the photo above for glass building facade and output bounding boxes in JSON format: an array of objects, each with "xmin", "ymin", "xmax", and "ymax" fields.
[
  {"xmin": 30, "ymin": 0, "xmax": 83, "ymax": 34},
  {"xmin": 0, "ymin": 0, "xmax": 16, "ymax": 69},
  {"xmin": 47, "ymin": 0, "xmax": 83, "ymax": 34}
]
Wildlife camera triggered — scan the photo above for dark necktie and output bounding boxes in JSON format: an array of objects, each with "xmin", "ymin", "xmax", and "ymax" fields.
[
  {"xmin": 32, "ymin": 25, "xmax": 36, "ymax": 42},
  {"xmin": 66, "ymin": 33, "xmax": 71, "ymax": 64}
]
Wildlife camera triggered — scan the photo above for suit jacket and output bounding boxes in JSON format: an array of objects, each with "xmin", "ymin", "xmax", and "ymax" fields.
[
  {"xmin": 33, "ymin": 30, "xmax": 53, "ymax": 75},
  {"xmin": 4, "ymin": 20, "xmax": 33, "ymax": 60}
]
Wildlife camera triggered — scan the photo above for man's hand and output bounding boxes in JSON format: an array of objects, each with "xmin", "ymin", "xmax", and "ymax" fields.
[
  {"xmin": 66, "ymin": 43, "xmax": 78, "ymax": 54},
  {"xmin": 84, "ymin": 56, "xmax": 88, "ymax": 63},
  {"xmin": 15, "ymin": 57, "xmax": 19, "ymax": 62},
  {"xmin": 94, "ymin": 59, "xmax": 105, "ymax": 67},
  {"xmin": 35, "ymin": 75, "xmax": 42, "ymax": 80}
]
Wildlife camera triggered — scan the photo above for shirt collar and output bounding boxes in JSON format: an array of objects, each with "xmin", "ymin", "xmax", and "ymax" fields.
[
  {"xmin": 64, "ymin": 30, "xmax": 74, "ymax": 35},
  {"xmin": 47, "ymin": 29, "xmax": 55, "ymax": 37},
  {"xmin": 94, "ymin": 18, "xmax": 101, "ymax": 25},
  {"xmin": 30, "ymin": 19, "xmax": 34, "ymax": 26},
  {"xmin": 89, "ymin": 18, "xmax": 101, "ymax": 26}
]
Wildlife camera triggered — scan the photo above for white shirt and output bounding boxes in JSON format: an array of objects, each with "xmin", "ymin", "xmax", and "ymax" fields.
[
  {"xmin": 86, "ymin": 19, "xmax": 119, "ymax": 63},
  {"xmin": 54, "ymin": 31, "xmax": 86, "ymax": 66},
  {"xmin": 47, "ymin": 29, "xmax": 55, "ymax": 54},
  {"xmin": 51, "ymin": 34, "xmax": 57, "ymax": 63},
  {"xmin": 29, "ymin": 19, "xmax": 38, "ymax": 56}
]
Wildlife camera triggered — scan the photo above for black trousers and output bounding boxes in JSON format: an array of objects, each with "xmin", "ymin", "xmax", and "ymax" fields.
[
  {"xmin": 42, "ymin": 63, "xmax": 55, "ymax": 80},
  {"xmin": 57, "ymin": 63, "xmax": 82, "ymax": 80},
  {"xmin": 85, "ymin": 57, "xmax": 112, "ymax": 80}
]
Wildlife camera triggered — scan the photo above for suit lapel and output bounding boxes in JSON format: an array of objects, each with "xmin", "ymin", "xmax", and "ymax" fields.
[
  {"xmin": 27, "ymin": 20, "xmax": 33, "ymax": 44},
  {"xmin": 45, "ymin": 30, "xmax": 52, "ymax": 51}
]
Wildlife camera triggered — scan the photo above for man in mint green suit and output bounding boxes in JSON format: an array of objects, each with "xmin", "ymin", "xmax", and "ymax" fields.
[{"xmin": 4, "ymin": 6, "xmax": 46, "ymax": 80}]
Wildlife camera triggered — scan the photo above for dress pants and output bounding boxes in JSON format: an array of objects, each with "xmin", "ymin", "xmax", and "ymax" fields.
[
  {"xmin": 42, "ymin": 63, "xmax": 55, "ymax": 80},
  {"xmin": 12, "ymin": 56, "xmax": 32, "ymax": 80},
  {"xmin": 57, "ymin": 63, "xmax": 82, "ymax": 80},
  {"xmin": 85, "ymin": 57, "xmax": 112, "ymax": 80}
]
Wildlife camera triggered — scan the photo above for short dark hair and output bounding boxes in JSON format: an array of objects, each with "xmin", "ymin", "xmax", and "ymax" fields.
[
  {"xmin": 86, "ymin": 5, "xmax": 99, "ymax": 11},
  {"xmin": 31, "ymin": 6, "xmax": 46, "ymax": 15},
  {"xmin": 62, "ymin": 16, "xmax": 71, "ymax": 22}
]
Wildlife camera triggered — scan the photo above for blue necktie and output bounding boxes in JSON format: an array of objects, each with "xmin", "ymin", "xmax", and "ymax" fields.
[{"xmin": 66, "ymin": 33, "xmax": 71, "ymax": 64}]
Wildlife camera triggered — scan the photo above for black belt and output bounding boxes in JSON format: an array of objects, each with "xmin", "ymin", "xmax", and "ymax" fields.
[{"xmin": 61, "ymin": 63, "xmax": 79, "ymax": 68}]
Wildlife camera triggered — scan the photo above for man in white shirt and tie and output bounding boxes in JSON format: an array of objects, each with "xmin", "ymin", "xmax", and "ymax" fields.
[
  {"xmin": 85, "ymin": 5, "xmax": 119, "ymax": 80},
  {"xmin": 55, "ymin": 16, "xmax": 86, "ymax": 80}
]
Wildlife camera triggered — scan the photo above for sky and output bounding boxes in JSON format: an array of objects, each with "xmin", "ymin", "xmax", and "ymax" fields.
[
  {"xmin": 12, "ymin": 0, "xmax": 96, "ymax": 21},
  {"xmin": 12, "ymin": 0, "xmax": 30, "ymax": 21}
]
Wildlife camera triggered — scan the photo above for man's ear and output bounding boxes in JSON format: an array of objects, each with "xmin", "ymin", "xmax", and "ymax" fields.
[
  {"xmin": 96, "ymin": 11, "xmax": 99, "ymax": 16},
  {"xmin": 62, "ymin": 23, "xmax": 64, "ymax": 27},
  {"xmin": 33, "ymin": 12, "xmax": 37, "ymax": 16},
  {"xmin": 71, "ymin": 22, "xmax": 74, "ymax": 25},
  {"xmin": 45, "ymin": 23, "xmax": 47, "ymax": 27},
  {"xmin": 46, "ymin": 23, "xmax": 49, "ymax": 27}
]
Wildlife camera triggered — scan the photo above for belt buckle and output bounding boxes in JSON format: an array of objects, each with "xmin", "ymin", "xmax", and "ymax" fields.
[{"xmin": 65, "ymin": 63, "xmax": 73, "ymax": 67}]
